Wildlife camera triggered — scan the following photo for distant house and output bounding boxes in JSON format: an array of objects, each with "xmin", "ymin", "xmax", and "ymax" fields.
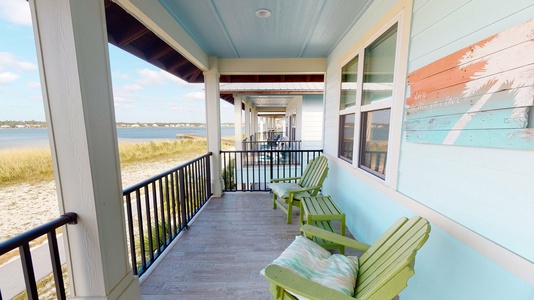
[
  {"xmin": 131, "ymin": 124, "xmax": 139, "ymax": 127},
  {"xmin": 0, "ymin": 125, "xmax": 10, "ymax": 129},
  {"xmin": 15, "ymin": 125, "xmax": 26, "ymax": 128}
]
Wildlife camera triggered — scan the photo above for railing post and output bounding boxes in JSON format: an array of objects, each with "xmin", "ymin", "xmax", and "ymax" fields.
[
  {"xmin": 206, "ymin": 155, "xmax": 212, "ymax": 197},
  {"xmin": 20, "ymin": 244, "xmax": 38, "ymax": 300},
  {"xmin": 125, "ymin": 194, "xmax": 137, "ymax": 275},
  {"xmin": 48, "ymin": 231, "xmax": 66, "ymax": 300},
  {"xmin": 179, "ymin": 168, "xmax": 188, "ymax": 229},
  {"xmin": 270, "ymin": 150, "xmax": 274, "ymax": 183}
]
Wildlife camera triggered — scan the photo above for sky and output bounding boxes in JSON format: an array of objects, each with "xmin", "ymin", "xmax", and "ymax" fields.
[{"xmin": 0, "ymin": 1, "xmax": 235, "ymax": 123}]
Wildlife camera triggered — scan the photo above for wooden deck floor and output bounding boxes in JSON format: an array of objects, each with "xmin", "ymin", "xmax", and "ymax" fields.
[{"xmin": 139, "ymin": 192, "xmax": 355, "ymax": 300}]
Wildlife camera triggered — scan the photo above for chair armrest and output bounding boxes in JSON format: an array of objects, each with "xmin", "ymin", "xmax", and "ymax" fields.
[
  {"xmin": 287, "ymin": 185, "xmax": 321, "ymax": 194},
  {"xmin": 301, "ymin": 225, "xmax": 371, "ymax": 251},
  {"xmin": 271, "ymin": 176, "xmax": 301, "ymax": 183},
  {"xmin": 264, "ymin": 265, "xmax": 354, "ymax": 300}
]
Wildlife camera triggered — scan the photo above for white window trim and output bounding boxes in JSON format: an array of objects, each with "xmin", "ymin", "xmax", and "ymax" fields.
[{"xmin": 337, "ymin": 11, "xmax": 408, "ymax": 188}]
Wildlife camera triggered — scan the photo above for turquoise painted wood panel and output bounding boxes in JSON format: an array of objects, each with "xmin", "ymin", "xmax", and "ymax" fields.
[
  {"xmin": 406, "ymin": 128, "xmax": 534, "ymax": 149},
  {"xmin": 405, "ymin": 107, "xmax": 529, "ymax": 131},
  {"xmin": 407, "ymin": 83, "xmax": 533, "ymax": 120},
  {"xmin": 405, "ymin": 18, "xmax": 534, "ymax": 149}
]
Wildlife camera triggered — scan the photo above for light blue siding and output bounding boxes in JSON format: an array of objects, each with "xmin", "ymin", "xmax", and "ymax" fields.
[
  {"xmin": 322, "ymin": 164, "xmax": 534, "ymax": 299},
  {"xmin": 409, "ymin": 1, "xmax": 534, "ymax": 71},
  {"xmin": 398, "ymin": 142, "xmax": 534, "ymax": 261},
  {"xmin": 323, "ymin": 0, "xmax": 534, "ymax": 298}
]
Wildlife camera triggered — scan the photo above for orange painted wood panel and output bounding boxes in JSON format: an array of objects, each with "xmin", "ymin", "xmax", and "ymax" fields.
[
  {"xmin": 408, "ymin": 18, "xmax": 534, "ymax": 83},
  {"xmin": 405, "ymin": 18, "xmax": 534, "ymax": 148}
]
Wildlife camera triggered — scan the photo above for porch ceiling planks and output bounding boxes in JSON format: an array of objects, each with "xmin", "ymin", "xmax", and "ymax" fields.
[{"xmin": 404, "ymin": 17, "xmax": 534, "ymax": 149}]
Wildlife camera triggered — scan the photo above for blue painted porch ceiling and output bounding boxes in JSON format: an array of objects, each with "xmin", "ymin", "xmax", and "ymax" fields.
[{"xmin": 159, "ymin": 0, "xmax": 371, "ymax": 58}]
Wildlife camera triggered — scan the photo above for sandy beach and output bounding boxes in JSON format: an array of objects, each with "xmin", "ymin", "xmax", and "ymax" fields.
[{"xmin": 0, "ymin": 159, "xmax": 184, "ymax": 242}]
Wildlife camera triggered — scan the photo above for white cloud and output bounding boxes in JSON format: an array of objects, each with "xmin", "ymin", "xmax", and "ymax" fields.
[
  {"xmin": 170, "ymin": 106, "xmax": 185, "ymax": 112},
  {"xmin": 182, "ymin": 91, "xmax": 205, "ymax": 101},
  {"xmin": 136, "ymin": 68, "xmax": 190, "ymax": 87},
  {"xmin": 26, "ymin": 81, "xmax": 41, "ymax": 89},
  {"xmin": 160, "ymin": 71, "xmax": 189, "ymax": 86},
  {"xmin": 0, "ymin": 0, "xmax": 32, "ymax": 26},
  {"xmin": 0, "ymin": 52, "xmax": 37, "ymax": 72},
  {"xmin": 112, "ymin": 71, "xmax": 130, "ymax": 80},
  {"xmin": 0, "ymin": 72, "xmax": 19, "ymax": 84},
  {"xmin": 114, "ymin": 102, "xmax": 134, "ymax": 110},
  {"xmin": 123, "ymin": 84, "xmax": 143, "ymax": 92},
  {"xmin": 113, "ymin": 95, "xmax": 133, "ymax": 103},
  {"xmin": 136, "ymin": 68, "xmax": 167, "ymax": 86}
]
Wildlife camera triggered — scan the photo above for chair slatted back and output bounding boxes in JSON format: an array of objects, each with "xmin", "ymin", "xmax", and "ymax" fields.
[
  {"xmin": 297, "ymin": 156, "xmax": 328, "ymax": 195},
  {"xmin": 355, "ymin": 216, "xmax": 430, "ymax": 300}
]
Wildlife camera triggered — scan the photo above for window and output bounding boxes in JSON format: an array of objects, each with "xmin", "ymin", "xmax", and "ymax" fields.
[
  {"xmin": 340, "ymin": 55, "xmax": 359, "ymax": 109},
  {"xmin": 339, "ymin": 114, "xmax": 355, "ymax": 161},
  {"xmin": 338, "ymin": 55, "xmax": 358, "ymax": 161},
  {"xmin": 338, "ymin": 23, "xmax": 398, "ymax": 180},
  {"xmin": 359, "ymin": 109, "xmax": 390, "ymax": 178}
]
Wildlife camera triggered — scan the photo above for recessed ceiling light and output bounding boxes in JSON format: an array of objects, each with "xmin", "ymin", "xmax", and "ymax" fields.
[{"xmin": 255, "ymin": 9, "xmax": 271, "ymax": 19}]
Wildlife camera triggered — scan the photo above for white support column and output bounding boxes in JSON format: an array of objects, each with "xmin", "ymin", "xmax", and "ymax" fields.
[
  {"xmin": 29, "ymin": 0, "xmax": 139, "ymax": 299},
  {"xmin": 244, "ymin": 99, "xmax": 251, "ymax": 140},
  {"xmin": 252, "ymin": 106, "xmax": 259, "ymax": 136},
  {"xmin": 204, "ymin": 57, "xmax": 223, "ymax": 197},
  {"xmin": 233, "ymin": 95, "xmax": 243, "ymax": 150}
]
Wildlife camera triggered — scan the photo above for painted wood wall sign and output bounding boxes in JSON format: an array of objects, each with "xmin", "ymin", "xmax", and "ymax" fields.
[{"xmin": 405, "ymin": 18, "xmax": 534, "ymax": 149}]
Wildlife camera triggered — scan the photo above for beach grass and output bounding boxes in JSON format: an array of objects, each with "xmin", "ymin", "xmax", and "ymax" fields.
[
  {"xmin": 0, "ymin": 148, "xmax": 54, "ymax": 186},
  {"xmin": 12, "ymin": 264, "xmax": 68, "ymax": 300},
  {"xmin": 0, "ymin": 137, "xmax": 235, "ymax": 187}
]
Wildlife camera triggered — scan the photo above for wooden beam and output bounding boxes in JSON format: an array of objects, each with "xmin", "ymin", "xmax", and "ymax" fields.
[
  {"xmin": 166, "ymin": 57, "xmax": 189, "ymax": 72},
  {"xmin": 117, "ymin": 25, "xmax": 149, "ymax": 46},
  {"xmin": 189, "ymin": 69, "xmax": 202, "ymax": 82},
  {"xmin": 179, "ymin": 64, "xmax": 200, "ymax": 80},
  {"xmin": 218, "ymin": 58, "xmax": 326, "ymax": 74},
  {"xmin": 220, "ymin": 90, "xmax": 322, "ymax": 95},
  {"xmin": 146, "ymin": 43, "xmax": 174, "ymax": 62}
]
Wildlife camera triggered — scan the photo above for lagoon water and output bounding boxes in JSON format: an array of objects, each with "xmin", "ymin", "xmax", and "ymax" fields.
[{"xmin": 0, "ymin": 127, "xmax": 236, "ymax": 149}]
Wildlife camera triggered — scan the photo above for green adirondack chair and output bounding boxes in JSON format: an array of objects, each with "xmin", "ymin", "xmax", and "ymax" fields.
[
  {"xmin": 268, "ymin": 155, "xmax": 329, "ymax": 224},
  {"xmin": 264, "ymin": 216, "xmax": 431, "ymax": 300}
]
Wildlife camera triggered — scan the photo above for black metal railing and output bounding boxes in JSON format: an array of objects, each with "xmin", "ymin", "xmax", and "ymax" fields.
[
  {"xmin": 0, "ymin": 213, "xmax": 78, "ymax": 300},
  {"xmin": 242, "ymin": 139, "xmax": 301, "ymax": 151},
  {"xmin": 242, "ymin": 131, "xmax": 284, "ymax": 143},
  {"xmin": 221, "ymin": 149, "xmax": 322, "ymax": 192},
  {"xmin": 122, "ymin": 153, "xmax": 212, "ymax": 277}
]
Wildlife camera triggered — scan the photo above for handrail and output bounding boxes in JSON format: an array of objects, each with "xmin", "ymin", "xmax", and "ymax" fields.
[
  {"xmin": 123, "ymin": 152, "xmax": 212, "ymax": 193},
  {"xmin": 122, "ymin": 152, "xmax": 213, "ymax": 277},
  {"xmin": 0, "ymin": 212, "xmax": 78, "ymax": 300},
  {"xmin": 0, "ymin": 213, "xmax": 77, "ymax": 255},
  {"xmin": 221, "ymin": 149, "xmax": 323, "ymax": 192},
  {"xmin": 223, "ymin": 149, "xmax": 310, "ymax": 154}
]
